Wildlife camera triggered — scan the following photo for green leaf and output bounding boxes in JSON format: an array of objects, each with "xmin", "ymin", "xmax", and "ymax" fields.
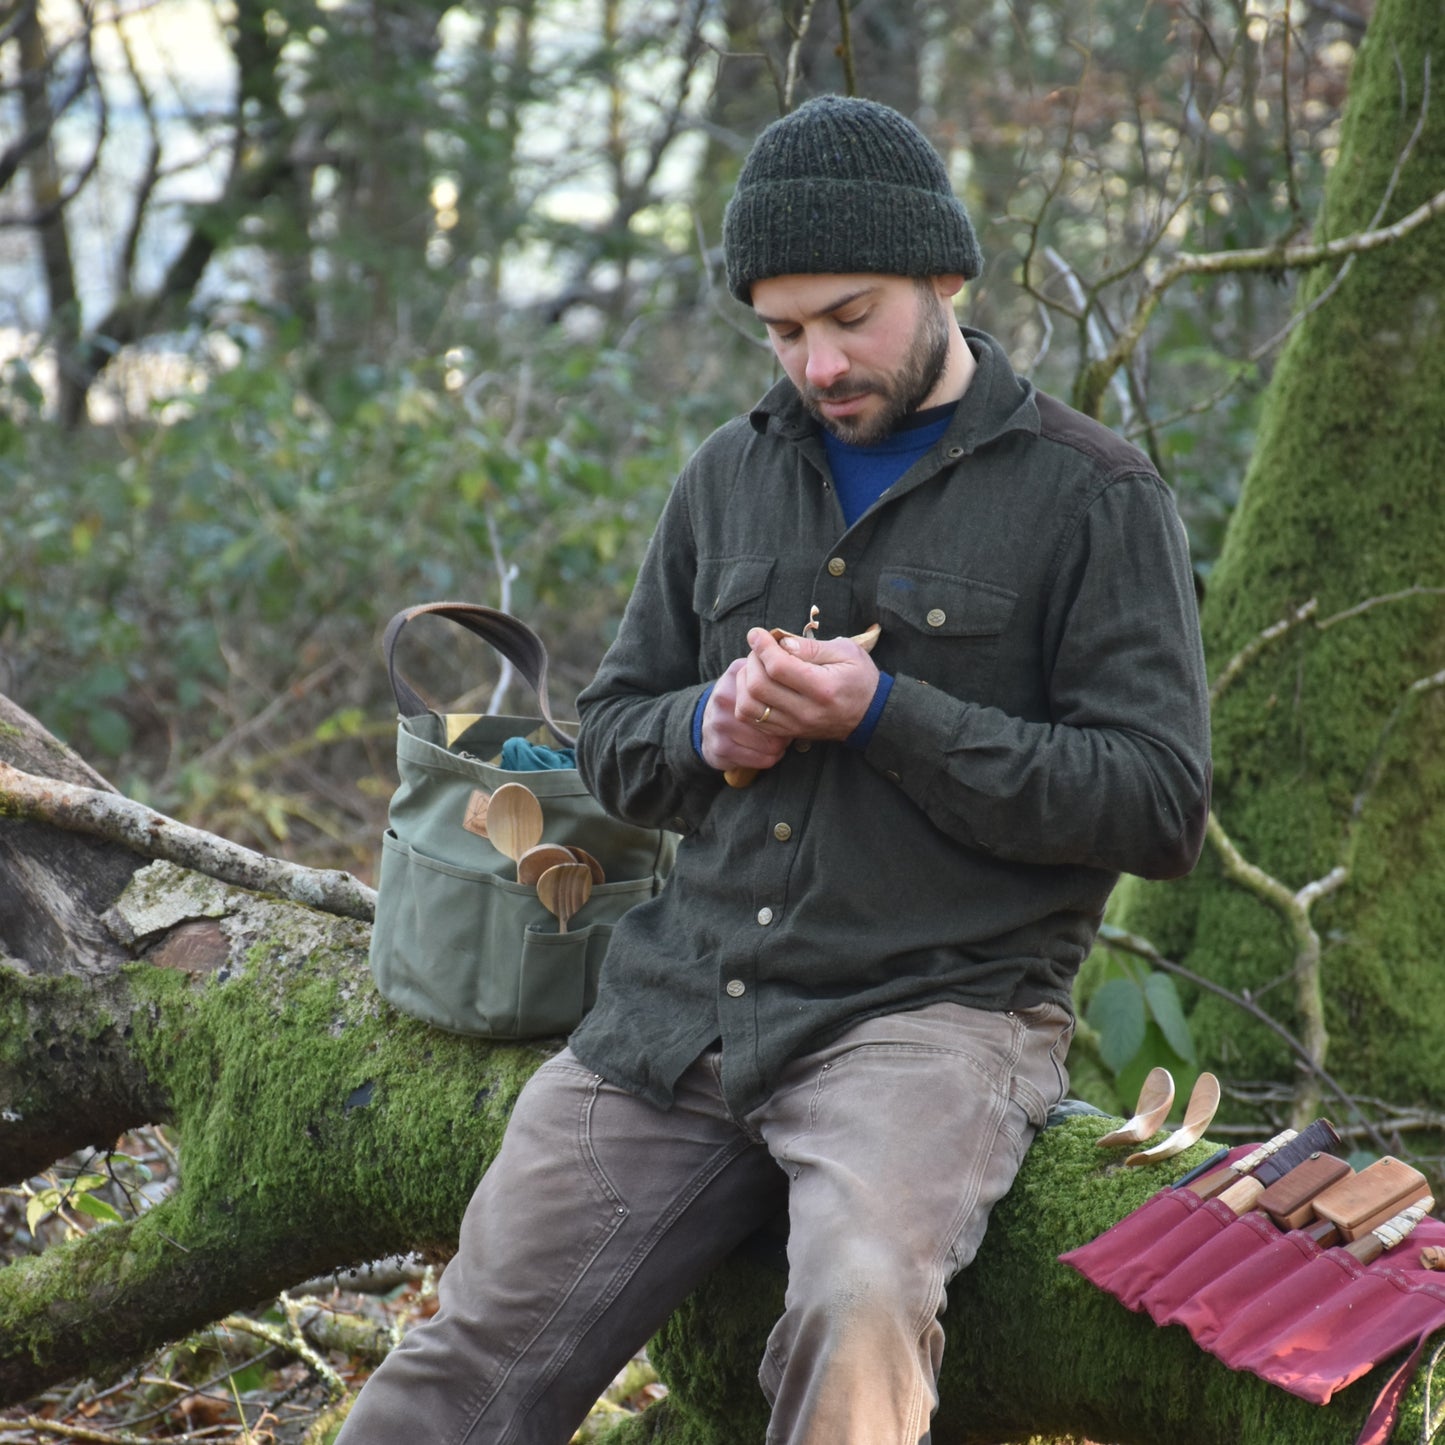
[
  {"xmin": 1086, "ymin": 977, "xmax": 1147, "ymax": 1074},
  {"xmin": 88, "ymin": 706, "xmax": 133, "ymax": 757},
  {"xmin": 72, "ymin": 1193, "xmax": 124, "ymax": 1225},
  {"xmin": 1143, "ymin": 972, "xmax": 1197, "ymax": 1063},
  {"xmin": 26, "ymin": 1194, "xmax": 56, "ymax": 1234}
]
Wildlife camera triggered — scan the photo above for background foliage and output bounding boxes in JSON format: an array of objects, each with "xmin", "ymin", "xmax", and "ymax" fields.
[{"xmin": 3, "ymin": 0, "xmax": 1394, "ymax": 1118}]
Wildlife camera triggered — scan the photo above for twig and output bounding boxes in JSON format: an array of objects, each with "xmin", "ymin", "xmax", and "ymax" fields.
[
  {"xmin": 1043, "ymin": 247, "xmax": 1134, "ymax": 428},
  {"xmin": 1209, "ymin": 599, "xmax": 1319, "ymax": 705},
  {"xmin": 220, "ymin": 1295, "xmax": 349, "ymax": 1402},
  {"xmin": 835, "ymin": 0, "xmax": 855, "ymax": 95},
  {"xmin": 1205, "ymin": 810, "xmax": 1335, "ymax": 1124},
  {"xmin": 1082, "ymin": 168, "xmax": 1445, "ymax": 418},
  {"xmin": 1317, "ymin": 586, "xmax": 1445, "ymax": 630},
  {"xmin": 1352, "ymin": 667, "xmax": 1445, "ymax": 823},
  {"xmin": 0, "ymin": 1419, "xmax": 154, "ymax": 1443},
  {"xmin": 781, "ymin": 0, "xmax": 816, "ymax": 112},
  {"xmin": 0, "ymin": 761, "xmax": 376, "ymax": 922}
]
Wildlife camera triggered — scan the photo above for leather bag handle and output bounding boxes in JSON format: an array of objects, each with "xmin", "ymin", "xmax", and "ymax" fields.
[{"xmin": 381, "ymin": 602, "xmax": 576, "ymax": 748}]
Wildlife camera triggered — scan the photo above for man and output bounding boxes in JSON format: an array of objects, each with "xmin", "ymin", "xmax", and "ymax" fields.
[{"xmin": 337, "ymin": 95, "xmax": 1211, "ymax": 1444}]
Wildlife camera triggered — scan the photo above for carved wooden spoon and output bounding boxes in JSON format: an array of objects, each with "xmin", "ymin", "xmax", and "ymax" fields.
[
  {"xmin": 516, "ymin": 843, "xmax": 580, "ymax": 888},
  {"xmin": 486, "ymin": 783, "xmax": 544, "ymax": 864},
  {"xmin": 1095, "ymin": 1066, "xmax": 1176, "ymax": 1149},
  {"xmin": 1126, "ymin": 1071, "xmax": 1222, "ymax": 1166},
  {"xmin": 566, "ymin": 846, "xmax": 606, "ymax": 886},
  {"xmin": 536, "ymin": 862, "xmax": 592, "ymax": 933}
]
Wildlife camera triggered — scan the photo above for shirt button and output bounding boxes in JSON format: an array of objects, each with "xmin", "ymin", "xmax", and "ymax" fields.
[
  {"xmin": 757, "ymin": 907, "xmax": 774, "ymax": 925},
  {"xmin": 794, "ymin": 738, "xmax": 812, "ymax": 753},
  {"xmin": 884, "ymin": 769, "xmax": 901, "ymax": 784},
  {"xmin": 827, "ymin": 557, "xmax": 846, "ymax": 577},
  {"xmin": 726, "ymin": 979, "xmax": 746, "ymax": 998},
  {"xmin": 926, "ymin": 608, "xmax": 946, "ymax": 627},
  {"xmin": 947, "ymin": 446, "xmax": 964, "ymax": 459},
  {"xmin": 773, "ymin": 822, "xmax": 793, "ymax": 842}
]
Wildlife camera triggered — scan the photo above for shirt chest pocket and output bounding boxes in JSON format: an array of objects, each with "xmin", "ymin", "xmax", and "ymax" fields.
[
  {"xmin": 694, "ymin": 556, "xmax": 776, "ymax": 676},
  {"xmin": 874, "ymin": 568, "xmax": 1017, "ymax": 701}
]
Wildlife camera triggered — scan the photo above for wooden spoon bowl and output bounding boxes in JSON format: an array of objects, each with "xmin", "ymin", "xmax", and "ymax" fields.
[
  {"xmin": 566, "ymin": 846, "xmax": 606, "ymax": 886},
  {"xmin": 1126, "ymin": 1071, "xmax": 1222, "ymax": 1166},
  {"xmin": 486, "ymin": 783, "xmax": 544, "ymax": 863},
  {"xmin": 537, "ymin": 862, "xmax": 592, "ymax": 933},
  {"xmin": 517, "ymin": 843, "xmax": 580, "ymax": 888},
  {"xmin": 1096, "ymin": 1066, "xmax": 1176, "ymax": 1149}
]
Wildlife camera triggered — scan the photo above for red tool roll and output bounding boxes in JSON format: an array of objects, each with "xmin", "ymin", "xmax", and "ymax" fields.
[{"xmin": 1059, "ymin": 1147, "xmax": 1445, "ymax": 1445}]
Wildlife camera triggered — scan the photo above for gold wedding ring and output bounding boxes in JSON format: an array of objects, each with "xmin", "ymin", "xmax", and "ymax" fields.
[{"xmin": 756, "ymin": 705, "xmax": 772, "ymax": 725}]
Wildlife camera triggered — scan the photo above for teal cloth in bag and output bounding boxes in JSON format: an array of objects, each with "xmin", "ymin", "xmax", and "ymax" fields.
[{"xmin": 368, "ymin": 603, "xmax": 676, "ymax": 1039}]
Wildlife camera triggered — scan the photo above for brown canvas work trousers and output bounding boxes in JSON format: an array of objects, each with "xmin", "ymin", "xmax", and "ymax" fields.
[{"xmin": 334, "ymin": 999, "xmax": 1073, "ymax": 1445}]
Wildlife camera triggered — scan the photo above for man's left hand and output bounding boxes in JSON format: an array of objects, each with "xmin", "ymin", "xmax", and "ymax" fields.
[{"xmin": 734, "ymin": 627, "xmax": 880, "ymax": 742}]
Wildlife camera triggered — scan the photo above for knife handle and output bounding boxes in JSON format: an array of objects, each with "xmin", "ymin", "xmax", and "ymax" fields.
[
  {"xmin": 1186, "ymin": 1128, "xmax": 1297, "ymax": 1199},
  {"xmin": 1344, "ymin": 1195, "xmax": 1435, "ymax": 1263}
]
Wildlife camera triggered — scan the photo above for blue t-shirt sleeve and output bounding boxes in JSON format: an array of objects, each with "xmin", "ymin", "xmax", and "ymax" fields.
[
  {"xmin": 692, "ymin": 684, "xmax": 715, "ymax": 760},
  {"xmin": 844, "ymin": 672, "xmax": 894, "ymax": 750}
]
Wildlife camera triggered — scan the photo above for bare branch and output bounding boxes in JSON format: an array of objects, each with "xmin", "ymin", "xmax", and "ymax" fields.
[
  {"xmin": 782, "ymin": 0, "xmax": 817, "ymax": 112},
  {"xmin": 1209, "ymin": 598, "xmax": 1320, "ymax": 705},
  {"xmin": 1351, "ymin": 667, "xmax": 1445, "ymax": 824},
  {"xmin": 113, "ymin": 5, "xmax": 166, "ymax": 285},
  {"xmin": 1317, "ymin": 585, "xmax": 1445, "ymax": 630},
  {"xmin": 835, "ymin": 0, "xmax": 856, "ymax": 96},
  {"xmin": 0, "ymin": 762, "xmax": 376, "ymax": 922},
  {"xmin": 1205, "ymin": 810, "xmax": 1332, "ymax": 1125}
]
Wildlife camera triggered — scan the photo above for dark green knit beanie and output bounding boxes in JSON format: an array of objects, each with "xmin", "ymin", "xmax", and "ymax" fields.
[{"xmin": 722, "ymin": 95, "xmax": 983, "ymax": 304}]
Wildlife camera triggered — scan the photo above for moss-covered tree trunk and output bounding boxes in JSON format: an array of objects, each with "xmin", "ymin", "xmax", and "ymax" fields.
[{"xmin": 1112, "ymin": 0, "xmax": 1445, "ymax": 1129}]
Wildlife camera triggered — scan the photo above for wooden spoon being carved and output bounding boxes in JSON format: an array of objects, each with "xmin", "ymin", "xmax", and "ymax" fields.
[
  {"xmin": 724, "ymin": 616, "xmax": 883, "ymax": 788},
  {"xmin": 537, "ymin": 862, "xmax": 593, "ymax": 933}
]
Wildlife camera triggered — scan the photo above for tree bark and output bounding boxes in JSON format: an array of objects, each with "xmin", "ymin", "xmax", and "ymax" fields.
[
  {"xmin": 0, "ymin": 697, "xmax": 1433, "ymax": 1441},
  {"xmin": 1111, "ymin": 0, "xmax": 1445, "ymax": 1130}
]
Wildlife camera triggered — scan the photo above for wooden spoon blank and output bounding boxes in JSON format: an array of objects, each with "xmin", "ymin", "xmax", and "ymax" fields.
[
  {"xmin": 486, "ymin": 783, "xmax": 544, "ymax": 862},
  {"xmin": 1096, "ymin": 1066, "xmax": 1176, "ymax": 1148},
  {"xmin": 537, "ymin": 863, "xmax": 592, "ymax": 933},
  {"xmin": 1126, "ymin": 1071, "xmax": 1222, "ymax": 1166}
]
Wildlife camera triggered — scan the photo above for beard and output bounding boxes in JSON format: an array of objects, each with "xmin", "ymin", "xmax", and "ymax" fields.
[{"xmin": 801, "ymin": 281, "xmax": 953, "ymax": 445}]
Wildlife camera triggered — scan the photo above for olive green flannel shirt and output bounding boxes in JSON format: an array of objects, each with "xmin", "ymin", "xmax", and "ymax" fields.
[{"xmin": 571, "ymin": 329, "xmax": 1211, "ymax": 1114}]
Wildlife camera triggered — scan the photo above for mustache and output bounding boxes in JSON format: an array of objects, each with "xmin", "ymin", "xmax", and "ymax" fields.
[{"xmin": 804, "ymin": 381, "xmax": 876, "ymax": 404}]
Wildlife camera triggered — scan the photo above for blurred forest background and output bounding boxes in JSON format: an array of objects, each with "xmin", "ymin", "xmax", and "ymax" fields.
[{"xmin": 2, "ymin": 0, "xmax": 1366, "ymax": 875}]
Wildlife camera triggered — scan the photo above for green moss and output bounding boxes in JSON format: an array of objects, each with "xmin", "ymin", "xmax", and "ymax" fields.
[{"xmin": 2, "ymin": 893, "xmax": 556, "ymax": 1395}]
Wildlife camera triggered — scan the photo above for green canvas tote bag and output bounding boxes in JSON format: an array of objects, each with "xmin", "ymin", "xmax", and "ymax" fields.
[{"xmin": 369, "ymin": 602, "xmax": 676, "ymax": 1038}]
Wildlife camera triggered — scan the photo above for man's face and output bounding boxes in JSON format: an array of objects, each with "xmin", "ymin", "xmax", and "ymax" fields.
[{"xmin": 751, "ymin": 273, "xmax": 956, "ymax": 445}]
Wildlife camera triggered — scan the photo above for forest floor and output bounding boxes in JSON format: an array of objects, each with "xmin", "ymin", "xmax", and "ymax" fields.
[{"xmin": 0, "ymin": 1127, "xmax": 662, "ymax": 1445}]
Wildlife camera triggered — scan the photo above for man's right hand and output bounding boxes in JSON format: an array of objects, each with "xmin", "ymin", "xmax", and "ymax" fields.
[{"xmin": 700, "ymin": 657, "xmax": 791, "ymax": 776}]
